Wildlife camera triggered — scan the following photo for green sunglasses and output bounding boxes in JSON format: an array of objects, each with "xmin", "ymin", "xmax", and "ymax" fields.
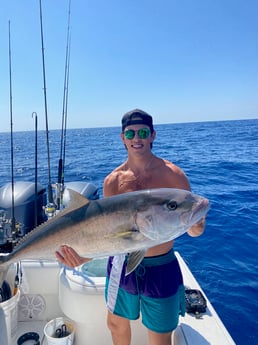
[{"xmin": 123, "ymin": 128, "xmax": 150, "ymax": 140}]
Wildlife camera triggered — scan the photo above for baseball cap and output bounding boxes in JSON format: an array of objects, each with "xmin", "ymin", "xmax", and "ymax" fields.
[{"xmin": 121, "ymin": 109, "xmax": 154, "ymax": 132}]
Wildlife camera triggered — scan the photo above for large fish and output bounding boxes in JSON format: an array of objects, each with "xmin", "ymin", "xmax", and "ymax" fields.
[{"xmin": 0, "ymin": 188, "xmax": 210, "ymax": 284}]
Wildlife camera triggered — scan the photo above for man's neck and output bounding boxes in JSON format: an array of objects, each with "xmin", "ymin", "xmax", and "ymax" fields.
[{"xmin": 126, "ymin": 153, "xmax": 154, "ymax": 174}]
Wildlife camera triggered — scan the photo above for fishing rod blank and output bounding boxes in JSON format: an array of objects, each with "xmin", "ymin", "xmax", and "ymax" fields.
[
  {"xmin": 57, "ymin": 0, "xmax": 72, "ymax": 210},
  {"xmin": 8, "ymin": 20, "xmax": 16, "ymax": 235},
  {"xmin": 39, "ymin": 0, "xmax": 54, "ymax": 205},
  {"xmin": 32, "ymin": 112, "xmax": 38, "ymax": 228}
]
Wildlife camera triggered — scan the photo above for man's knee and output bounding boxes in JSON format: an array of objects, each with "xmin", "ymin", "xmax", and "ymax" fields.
[
  {"xmin": 107, "ymin": 311, "xmax": 130, "ymax": 334},
  {"xmin": 148, "ymin": 329, "xmax": 172, "ymax": 345},
  {"xmin": 107, "ymin": 312, "xmax": 131, "ymax": 345}
]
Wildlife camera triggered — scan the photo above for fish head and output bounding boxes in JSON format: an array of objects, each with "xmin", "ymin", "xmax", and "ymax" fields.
[{"xmin": 135, "ymin": 188, "xmax": 210, "ymax": 242}]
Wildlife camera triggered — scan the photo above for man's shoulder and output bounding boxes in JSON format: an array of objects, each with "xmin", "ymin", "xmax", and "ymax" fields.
[
  {"xmin": 104, "ymin": 170, "xmax": 119, "ymax": 184},
  {"xmin": 158, "ymin": 158, "xmax": 184, "ymax": 174},
  {"xmin": 156, "ymin": 158, "xmax": 190, "ymax": 190},
  {"xmin": 105, "ymin": 164, "xmax": 124, "ymax": 181},
  {"xmin": 103, "ymin": 164, "xmax": 125, "ymax": 195}
]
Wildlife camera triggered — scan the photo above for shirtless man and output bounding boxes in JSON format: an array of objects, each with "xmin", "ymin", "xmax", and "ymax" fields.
[{"xmin": 56, "ymin": 109, "xmax": 206, "ymax": 345}]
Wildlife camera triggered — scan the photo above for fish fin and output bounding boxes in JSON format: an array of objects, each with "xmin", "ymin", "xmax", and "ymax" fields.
[
  {"xmin": 65, "ymin": 188, "xmax": 90, "ymax": 212},
  {"xmin": 126, "ymin": 250, "xmax": 147, "ymax": 275}
]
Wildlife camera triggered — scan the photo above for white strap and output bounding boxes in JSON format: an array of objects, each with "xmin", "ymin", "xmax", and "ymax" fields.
[{"xmin": 107, "ymin": 254, "xmax": 126, "ymax": 313}]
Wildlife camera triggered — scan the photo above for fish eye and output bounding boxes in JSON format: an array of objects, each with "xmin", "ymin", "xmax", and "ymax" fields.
[{"xmin": 167, "ymin": 200, "xmax": 178, "ymax": 211}]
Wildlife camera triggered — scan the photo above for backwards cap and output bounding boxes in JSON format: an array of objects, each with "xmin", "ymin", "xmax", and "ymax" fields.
[{"xmin": 121, "ymin": 109, "xmax": 154, "ymax": 132}]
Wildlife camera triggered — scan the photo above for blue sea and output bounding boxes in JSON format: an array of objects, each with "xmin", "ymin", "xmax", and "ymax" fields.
[{"xmin": 0, "ymin": 119, "xmax": 257, "ymax": 345}]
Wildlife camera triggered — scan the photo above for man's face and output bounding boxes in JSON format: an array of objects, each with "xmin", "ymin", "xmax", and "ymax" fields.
[{"xmin": 121, "ymin": 124, "xmax": 155, "ymax": 152}]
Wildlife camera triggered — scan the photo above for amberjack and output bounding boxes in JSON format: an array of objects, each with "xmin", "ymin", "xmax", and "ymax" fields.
[{"xmin": 0, "ymin": 188, "xmax": 210, "ymax": 284}]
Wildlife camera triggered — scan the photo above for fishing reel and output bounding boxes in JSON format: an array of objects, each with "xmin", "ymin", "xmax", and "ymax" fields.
[
  {"xmin": 0, "ymin": 209, "xmax": 23, "ymax": 252},
  {"xmin": 53, "ymin": 182, "xmax": 65, "ymax": 211},
  {"xmin": 44, "ymin": 202, "xmax": 57, "ymax": 218},
  {"xmin": 44, "ymin": 183, "xmax": 66, "ymax": 219}
]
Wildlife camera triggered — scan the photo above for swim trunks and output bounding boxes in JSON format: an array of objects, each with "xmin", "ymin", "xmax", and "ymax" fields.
[{"xmin": 105, "ymin": 249, "xmax": 185, "ymax": 333}]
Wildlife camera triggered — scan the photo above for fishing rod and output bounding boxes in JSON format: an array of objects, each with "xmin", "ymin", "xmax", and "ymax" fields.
[
  {"xmin": 39, "ymin": 0, "xmax": 54, "ymax": 207},
  {"xmin": 8, "ymin": 20, "xmax": 16, "ymax": 236},
  {"xmin": 32, "ymin": 112, "xmax": 38, "ymax": 228},
  {"xmin": 62, "ymin": 32, "xmax": 71, "ymax": 184},
  {"xmin": 57, "ymin": 0, "xmax": 72, "ymax": 210}
]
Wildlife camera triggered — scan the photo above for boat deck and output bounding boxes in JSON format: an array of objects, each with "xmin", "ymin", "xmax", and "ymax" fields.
[{"xmin": 4, "ymin": 252, "xmax": 236, "ymax": 345}]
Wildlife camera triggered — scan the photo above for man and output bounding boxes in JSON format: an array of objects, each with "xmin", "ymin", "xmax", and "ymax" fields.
[{"xmin": 56, "ymin": 109, "xmax": 206, "ymax": 345}]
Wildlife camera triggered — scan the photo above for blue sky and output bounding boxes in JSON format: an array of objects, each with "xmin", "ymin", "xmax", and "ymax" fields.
[{"xmin": 0, "ymin": 0, "xmax": 258, "ymax": 132}]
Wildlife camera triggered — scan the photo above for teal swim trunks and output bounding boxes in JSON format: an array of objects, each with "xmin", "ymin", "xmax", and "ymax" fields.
[{"xmin": 105, "ymin": 249, "xmax": 186, "ymax": 333}]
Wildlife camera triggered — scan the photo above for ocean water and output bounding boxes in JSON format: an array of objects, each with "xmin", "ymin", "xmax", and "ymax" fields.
[{"xmin": 0, "ymin": 119, "xmax": 257, "ymax": 344}]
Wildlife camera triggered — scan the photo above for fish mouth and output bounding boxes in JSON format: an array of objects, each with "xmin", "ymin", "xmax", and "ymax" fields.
[{"xmin": 190, "ymin": 197, "xmax": 210, "ymax": 225}]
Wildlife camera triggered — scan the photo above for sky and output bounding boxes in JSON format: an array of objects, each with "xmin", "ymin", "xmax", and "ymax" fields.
[{"xmin": 0, "ymin": 0, "xmax": 258, "ymax": 132}]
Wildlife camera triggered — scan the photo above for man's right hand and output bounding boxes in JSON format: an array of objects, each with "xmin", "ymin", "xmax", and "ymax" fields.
[{"xmin": 55, "ymin": 245, "xmax": 90, "ymax": 268}]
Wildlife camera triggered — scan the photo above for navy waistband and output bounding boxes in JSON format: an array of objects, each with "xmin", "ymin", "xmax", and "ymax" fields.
[{"xmin": 140, "ymin": 248, "xmax": 176, "ymax": 267}]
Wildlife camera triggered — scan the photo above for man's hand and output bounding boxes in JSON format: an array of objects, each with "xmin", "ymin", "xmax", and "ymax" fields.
[
  {"xmin": 55, "ymin": 245, "xmax": 90, "ymax": 268},
  {"xmin": 187, "ymin": 217, "xmax": 206, "ymax": 237}
]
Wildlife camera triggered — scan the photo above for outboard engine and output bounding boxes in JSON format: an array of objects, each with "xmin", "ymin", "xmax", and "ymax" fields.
[
  {"xmin": 0, "ymin": 180, "xmax": 99, "ymax": 252},
  {"xmin": 62, "ymin": 181, "xmax": 99, "ymax": 206},
  {"xmin": 0, "ymin": 181, "xmax": 47, "ymax": 251}
]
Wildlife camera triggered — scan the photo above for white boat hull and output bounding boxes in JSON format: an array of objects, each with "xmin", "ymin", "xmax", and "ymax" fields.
[{"xmin": 2, "ymin": 252, "xmax": 235, "ymax": 345}]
